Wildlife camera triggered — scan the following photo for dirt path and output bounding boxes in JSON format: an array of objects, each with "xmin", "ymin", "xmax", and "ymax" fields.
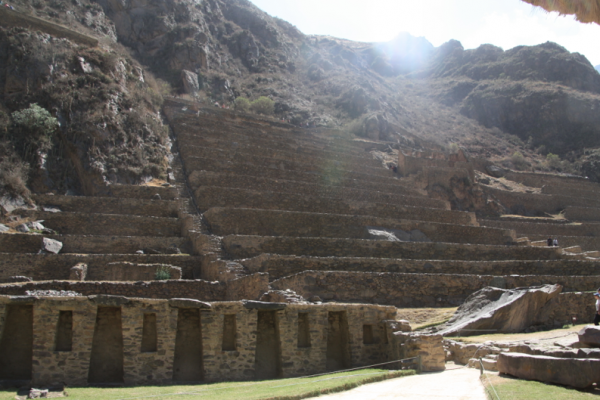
[{"xmin": 307, "ymin": 366, "xmax": 486, "ymax": 400}]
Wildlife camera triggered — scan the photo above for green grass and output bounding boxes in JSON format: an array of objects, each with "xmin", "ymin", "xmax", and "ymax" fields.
[
  {"xmin": 482, "ymin": 372, "xmax": 600, "ymax": 399},
  {"xmin": 0, "ymin": 369, "xmax": 414, "ymax": 400}
]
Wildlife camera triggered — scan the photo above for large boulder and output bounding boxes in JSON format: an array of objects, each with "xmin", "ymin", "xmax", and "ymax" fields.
[
  {"xmin": 497, "ymin": 352, "xmax": 600, "ymax": 389},
  {"xmin": 438, "ymin": 284, "xmax": 562, "ymax": 336},
  {"xmin": 579, "ymin": 326, "xmax": 600, "ymax": 347}
]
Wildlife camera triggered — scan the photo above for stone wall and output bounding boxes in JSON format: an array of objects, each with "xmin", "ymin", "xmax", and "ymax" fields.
[
  {"xmin": 481, "ymin": 218, "xmax": 600, "ymax": 237},
  {"xmin": 503, "ymin": 171, "xmax": 592, "ymax": 189},
  {"xmin": 221, "ymin": 235, "xmax": 559, "ymax": 260},
  {"xmin": 565, "ymin": 207, "xmax": 600, "ymax": 222},
  {"xmin": 0, "ymin": 253, "xmax": 202, "ymax": 282},
  {"xmin": 484, "ymin": 186, "xmax": 598, "ymax": 215},
  {"xmin": 204, "ymin": 208, "xmax": 516, "ymax": 245},
  {"xmin": 0, "ymin": 296, "xmax": 396, "ymax": 386},
  {"xmin": 271, "ymin": 271, "xmax": 600, "ymax": 307},
  {"xmin": 242, "ymin": 255, "xmax": 600, "ymax": 281}
]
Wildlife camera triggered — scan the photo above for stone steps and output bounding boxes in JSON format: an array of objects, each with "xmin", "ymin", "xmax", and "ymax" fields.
[
  {"xmin": 194, "ymin": 186, "xmax": 475, "ymax": 225},
  {"xmin": 0, "ymin": 233, "xmax": 190, "ymax": 255},
  {"xmin": 220, "ymin": 235, "xmax": 562, "ymax": 260},
  {"xmin": 189, "ymin": 170, "xmax": 430, "ymax": 200},
  {"xmin": 0, "ymin": 252, "xmax": 202, "ymax": 282},
  {"xmin": 33, "ymin": 194, "xmax": 178, "ymax": 218},
  {"xmin": 204, "ymin": 207, "xmax": 516, "ymax": 245},
  {"xmin": 239, "ymin": 254, "xmax": 600, "ymax": 280},
  {"xmin": 17, "ymin": 210, "xmax": 180, "ymax": 237}
]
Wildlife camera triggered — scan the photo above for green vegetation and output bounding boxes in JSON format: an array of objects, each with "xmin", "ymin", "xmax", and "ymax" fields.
[
  {"xmin": 482, "ymin": 373, "xmax": 599, "ymax": 399},
  {"xmin": 0, "ymin": 369, "xmax": 414, "ymax": 400},
  {"xmin": 511, "ymin": 151, "xmax": 527, "ymax": 170},
  {"xmin": 154, "ymin": 266, "xmax": 172, "ymax": 280},
  {"xmin": 234, "ymin": 96, "xmax": 251, "ymax": 113},
  {"xmin": 11, "ymin": 103, "xmax": 58, "ymax": 164},
  {"xmin": 250, "ymin": 96, "xmax": 275, "ymax": 115}
]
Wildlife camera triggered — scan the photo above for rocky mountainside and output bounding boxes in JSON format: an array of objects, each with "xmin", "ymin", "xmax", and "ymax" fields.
[{"xmin": 2, "ymin": 0, "xmax": 600, "ymax": 200}]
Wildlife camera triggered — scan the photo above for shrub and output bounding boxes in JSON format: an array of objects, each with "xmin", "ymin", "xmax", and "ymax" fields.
[
  {"xmin": 234, "ymin": 96, "xmax": 251, "ymax": 113},
  {"xmin": 250, "ymin": 96, "xmax": 274, "ymax": 115},
  {"xmin": 546, "ymin": 153, "xmax": 561, "ymax": 170},
  {"xmin": 154, "ymin": 266, "xmax": 171, "ymax": 280},
  {"xmin": 511, "ymin": 151, "xmax": 527, "ymax": 170},
  {"xmin": 11, "ymin": 104, "xmax": 58, "ymax": 163},
  {"xmin": 343, "ymin": 118, "xmax": 364, "ymax": 137}
]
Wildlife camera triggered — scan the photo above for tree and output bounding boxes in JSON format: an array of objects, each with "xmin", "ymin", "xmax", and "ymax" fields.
[
  {"xmin": 234, "ymin": 96, "xmax": 251, "ymax": 113},
  {"xmin": 546, "ymin": 153, "xmax": 561, "ymax": 170},
  {"xmin": 250, "ymin": 96, "xmax": 274, "ymax": 115}
]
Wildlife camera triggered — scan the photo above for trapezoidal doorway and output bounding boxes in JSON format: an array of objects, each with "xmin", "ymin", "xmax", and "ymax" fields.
[
  {"xmin": 173, "ymin": 308, "xmax": 204, "ymax": 382},
  {"xmin": 254, "ymin": 311, "xmax": 282, "ymax": 380},
  {"xmin": 326, "ymin": 311, "xmax": 351, "ymax": 371},
  {"xmin": 88, "ymin": 307, "xmax": 124, "ymax": 384},
  {"xmin": 0, "ymin": 305, "xmax": 33, "ymax": 380}
]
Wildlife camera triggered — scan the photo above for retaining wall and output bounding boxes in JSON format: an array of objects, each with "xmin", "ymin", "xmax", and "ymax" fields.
[
  {"xmin": 481, "ymin": 219, "xmax": 600, "ymax": 237},
  {"xmin": 271, "ymin": 271, "xmax": 600, "ymax": 307}
]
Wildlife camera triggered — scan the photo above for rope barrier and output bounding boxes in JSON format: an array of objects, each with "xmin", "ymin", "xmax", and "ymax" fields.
[
  {"xmin": 479, "ymin": 358, "xmax": 501, "ymax": 400},
  {"xmin": 114, "ymin": 356, "xmax": 419, "ymax": 400}
]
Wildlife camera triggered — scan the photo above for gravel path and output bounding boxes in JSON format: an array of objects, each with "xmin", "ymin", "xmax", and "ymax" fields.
[{"xmin": 307, "ymin": 366, "xmax": 487, "ymax": 400}]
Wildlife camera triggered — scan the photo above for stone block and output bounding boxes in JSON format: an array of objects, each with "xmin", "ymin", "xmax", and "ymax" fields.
[
  {"xmin": 497, "ymin": 352, "xmax": 600, "ymax": 389},
  {"xmin": 69, "ymin": 263, "xmax": 87, "ymax": 281},
  {"xmin": 41, "ymin": 237, "xmax": 62, "ymax": 254}
]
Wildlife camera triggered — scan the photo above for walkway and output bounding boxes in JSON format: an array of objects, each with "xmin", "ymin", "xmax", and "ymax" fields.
[{"xmin": 307, "ymin": 366, "xmax": 487, "ymax": 400}]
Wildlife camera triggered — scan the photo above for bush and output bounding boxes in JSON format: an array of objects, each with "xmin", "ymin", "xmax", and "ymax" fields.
[
  {"xmin": 511, "ymin": 151, "xmax": 527, "ymax": 170},
  {"xmin": 154, "ymin": 266, "xmax": 171, "ymax": 280},
  {"xmin": 343, "ymin": 118, "xmax": 364, "ymax": 137},
  {"xmin": 234, "ymin": 96, "xmax": 251, "ymax": 113},
  {"xmin": 11, "ymin": 104, "xmax": 58, "ymax": 163},
  {"xmin": 546, "ymin": 153, "xmax": 561, "ymax": 170},
  {"xmin": 250, "ymin": 96, "xmax": 274, "ymax": 115}
]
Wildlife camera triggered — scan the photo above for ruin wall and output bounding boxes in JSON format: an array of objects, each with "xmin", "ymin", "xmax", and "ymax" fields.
[
  {"xmin": 564, "ymin": 207, "xmax": 600, "ymax": 222},
  {"xmin": 484, "ymin": 187, "xmax": 599, "ymax": 214},
  {"xmin": 0, "ymin": 296, "xmax": 395, "ymax": 386}
]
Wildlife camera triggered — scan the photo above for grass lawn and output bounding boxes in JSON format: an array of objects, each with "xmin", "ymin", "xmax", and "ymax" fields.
[
  {"xmin": 0, "ymin": 369, "xmax": 414, "ymax": 400},
  {"xmin": 482, "ymin": 372, "xmax": 600, "ymax": 400}
]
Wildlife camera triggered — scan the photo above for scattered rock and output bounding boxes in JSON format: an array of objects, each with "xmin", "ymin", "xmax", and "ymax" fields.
[
  {"xmin": 42, "ymin": 206, "xmax": 61, "ymax": 213},
  {"xmin": 152, "ymin": 194, "xmax": 161, "ymax": 200},
  {"xmin": 0, "ymin": 223, "xmax": 9, "ymax": 232},
  {"xmin": 25, "ymin": 290, "xmax": 81, "ymax": 297},
  {"xmin": 260, "ymin": 289, "xmax": 308, "ymax": 303},
  {"xmin": 27, "ymin": 388, "xmax": 49, "ymax": 399},
  {"xmin": 41, "ymin": 237, "xmax": 63, "ymax": 254},
  {"xmin": 486, "ymin": 165, "xmax": 506, "ymax": 178},
  {"xmin": 7, "ymin": 276, "xmax": 32, "ymax": 283},
  {"xmin": 16, "ymin": 223, "xmax": 30, "ymax": 233},
  {"xmin": 136, "ymin": 250, "xmax": 144, "ymax": 254}
]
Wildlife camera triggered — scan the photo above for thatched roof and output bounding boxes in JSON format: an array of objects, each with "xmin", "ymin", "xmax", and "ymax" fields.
[{"xmin": 522, "ymin": 0, "xmax": 600, "ymax": 25}]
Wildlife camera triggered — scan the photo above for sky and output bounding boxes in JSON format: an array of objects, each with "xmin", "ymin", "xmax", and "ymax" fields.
[{"xmin": 248, "ymin": 0, "xmax": 600, "ymax": 67}]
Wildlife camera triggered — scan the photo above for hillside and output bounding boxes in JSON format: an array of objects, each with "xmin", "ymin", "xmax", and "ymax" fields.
[{"xmin": 1, "ymin": 0, "xmax": 600, "ymax": 201}]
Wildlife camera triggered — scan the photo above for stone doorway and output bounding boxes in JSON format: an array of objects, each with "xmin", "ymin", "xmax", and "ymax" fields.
[
  {"xmin": 326, "ymin": 311, "xmax": 351, "ymax": 371},
  {"xmin": 173, "ymin": 308, "xmax": 204, "ymax": 382},
  {"xmin": 88, "ymin": 307, "xmax": 124, "ymax": 383},
  {"xmin": 254, "ymin": 311, "xmax": 282, "ymax": 380},
  {"xmin": 0, "ymin": 305, "xmax": 33, "ymax": 380}
]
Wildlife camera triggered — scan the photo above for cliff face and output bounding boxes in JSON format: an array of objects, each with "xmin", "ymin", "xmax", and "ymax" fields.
[{"xmin": 2, "ymin": 0, "xmax": 600, "ymax": 198}]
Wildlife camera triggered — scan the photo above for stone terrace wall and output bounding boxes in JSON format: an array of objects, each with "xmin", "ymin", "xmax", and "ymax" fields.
[
  {"xmin": 0, "ymin": 253, "xmax": 202, "ymax": 281},
  {"xmin": 271, "ymin": 271, "xmax": 600, "ymax": 307},
  {"xmin": 564, "ymin": 207, "xmax": 600, "ymax": 222},
  {"xmin": 535, "ymin": 292, "xmax": 596, "ymax": 328},
  {"xmin": 204, "ymin": 208, "xmax": 516, "ymax": 245},
  {"xmin": 503, "ymin": 171, "xmax": 591, "ymax": 189},
  {"xmin": 221, "ymin": 235, "xmax": 560, "ymax": 260},
  {"xmin": 0, "ymin": 280, "xmax": 226, "ymax": 301},
  {"xmin": 0, "ymin": 296, "xmax": 395, "ymax": 386},
  {"xmin": 484, "ymin": 187, "xmax": 598, "ymax": 215},
  {"xmin": 481, "ymin": 219, "xmax": 600, "ymax": 237},
  {"xmin": 242, "ymin": 255, "xmax": 600, "ymax": 280}
]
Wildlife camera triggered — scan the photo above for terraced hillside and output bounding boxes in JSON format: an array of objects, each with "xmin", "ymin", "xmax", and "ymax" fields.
[{"xmin": 163, "ymin": 98, "xmax": 600, "ymax": 309}]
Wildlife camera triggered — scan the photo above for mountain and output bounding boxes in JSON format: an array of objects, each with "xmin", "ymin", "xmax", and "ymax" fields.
[{"xmin": 2, "ymin": 0, "xmax": 600, "ymax": 198}]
